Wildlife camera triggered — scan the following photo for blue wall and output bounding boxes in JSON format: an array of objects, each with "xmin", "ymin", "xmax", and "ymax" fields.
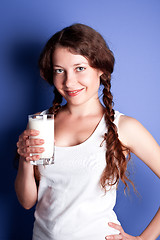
[{"xmin": 0, "ymin": 0, "xmax": 160, "ymax": 239}]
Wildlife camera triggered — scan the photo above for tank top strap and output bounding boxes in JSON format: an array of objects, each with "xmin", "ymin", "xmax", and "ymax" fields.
[
  {"xmin": 40, "ymin": 109, "xmax": 49, "ymax": 115},
  {"xmin": 113, "ymin": 111, "xmax": 124, "ymax": 128}
]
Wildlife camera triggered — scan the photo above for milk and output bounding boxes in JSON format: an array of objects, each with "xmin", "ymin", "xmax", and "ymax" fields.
[{"xmin": 28, "ymin": 114, "xmax": 54, "ymax": 165}]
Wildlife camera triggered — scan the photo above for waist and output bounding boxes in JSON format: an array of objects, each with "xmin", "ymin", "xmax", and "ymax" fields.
[{"xmin": 33, "ymin": 209, "xmax": 120, "ymax": 240}]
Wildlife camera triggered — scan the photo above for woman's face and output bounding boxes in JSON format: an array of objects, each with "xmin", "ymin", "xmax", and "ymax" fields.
[{"xmin": 52, "ymin": 47, "xmax": 103, "ymax": 107}]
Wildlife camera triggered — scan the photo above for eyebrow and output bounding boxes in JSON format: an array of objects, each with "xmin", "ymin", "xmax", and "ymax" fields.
[
  {"xmin": 53, "ymin": 62, "xmax": 88, "ymax": 68},
  {"xmin": 53, "ymin": 65, "xmax": 63, "ymax": 68},
  {"xmin": 73, "ymin": 62, "xmax": 88, "ymax": 66}
]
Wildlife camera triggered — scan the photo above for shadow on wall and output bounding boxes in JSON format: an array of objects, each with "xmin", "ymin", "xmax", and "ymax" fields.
[
  {"xmin": 0, "ymin": 40, "xmax": 45, "ymax": 240},
  {"xmin": 9, "ymin": 41, "xmax": 42, "ymax": 110}
]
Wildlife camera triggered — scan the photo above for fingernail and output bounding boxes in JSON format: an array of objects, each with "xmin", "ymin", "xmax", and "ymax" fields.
[
  {"xmin": 40, "ymin": 139, "xmax": 44, "ymax": 143},
  {"xmin": 40, "ymin": 148, "xmax": 44, "ymax": 151}
]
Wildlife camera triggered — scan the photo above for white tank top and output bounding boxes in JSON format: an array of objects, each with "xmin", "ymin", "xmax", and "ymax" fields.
[{"xmin": 32, "ymin": 111, "xmax": 123, "ymax": 240}]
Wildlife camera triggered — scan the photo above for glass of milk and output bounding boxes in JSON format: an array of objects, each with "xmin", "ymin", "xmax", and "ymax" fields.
[{"xmin": 28, "ymin": 114, "xmax": 54, "ymax": 165}]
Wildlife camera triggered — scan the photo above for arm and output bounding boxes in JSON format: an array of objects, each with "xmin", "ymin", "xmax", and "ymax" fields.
[
  {"xmin": 15, "ymin": 129, "xmax": 44, "ymax": 209},
  {"xmin": 119, "ymin": 116, "xmax": 160, "ymax": 239},
  {"xmin": 106, "ymin": 116, "xmax": 160, "ymax": 239},
  {"xmin": 118, "ymin": 116, "xmax": 160, "ymax": 178},
  {"xmin": 140, "ymin": 207, "xmax": 160, "ymax": 240},
  {"xmin": 15, "ymin": 157, "xmax": 38, "ymax": 209}
]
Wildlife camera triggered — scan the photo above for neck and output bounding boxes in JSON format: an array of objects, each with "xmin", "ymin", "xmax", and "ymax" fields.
[{"xmin": 63, "ymin": 99, "xmax": 104, "ymax": 117}]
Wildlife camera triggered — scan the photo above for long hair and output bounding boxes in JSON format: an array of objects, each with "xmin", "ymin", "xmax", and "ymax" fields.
[{"xmin": 39, "ymin": 23, "xmax": 133, "ymax": 191}]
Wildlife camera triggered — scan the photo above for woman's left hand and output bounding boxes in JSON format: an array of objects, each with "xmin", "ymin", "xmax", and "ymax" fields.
[{"xmin": 105, "ymin": 222, "xmax": 142, "ymax": 240}]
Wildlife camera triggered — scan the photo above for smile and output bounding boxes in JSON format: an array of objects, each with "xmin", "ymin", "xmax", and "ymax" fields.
[{"xmin": 66, "ymin": 88, "xmax": 84, "ymax": 96}]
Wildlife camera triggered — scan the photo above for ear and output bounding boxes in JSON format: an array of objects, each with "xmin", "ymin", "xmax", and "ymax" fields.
[{"xmin": 98, "ymin": 70, "xmax": 104, "ymax": 78}]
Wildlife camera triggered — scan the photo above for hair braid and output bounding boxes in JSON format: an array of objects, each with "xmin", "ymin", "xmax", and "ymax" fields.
[
  {"xmin": 48, "ymin": 87, "xmax": 62, "ymax": 116},
  {"xmin": 100, "ymin": 74, "xmax": 132, "ymax": 191}
]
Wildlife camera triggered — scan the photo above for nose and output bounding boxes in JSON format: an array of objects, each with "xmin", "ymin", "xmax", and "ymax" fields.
[{"xmin": 64, "ymin": 71, "xmax": 77, "ymax": 88}]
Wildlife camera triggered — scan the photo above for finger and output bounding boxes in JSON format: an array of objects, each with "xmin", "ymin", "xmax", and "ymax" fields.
[
  {"xmin": 108, "ymin": 222, "xmax": 133, "ymax": 239},
  {"xmin": 26, "ymin": 154, "xmax": 40, "ymax": 162},
  {"xmin": 24, "ymin": 146, "xmax": 45, "ymax": 154},
  {"xmin": 17, "ymin": 138, "xmax": 44, "ymax": 150},
  {"xmin": 17, "ymin": 146, "xmax": 44, "ymax": 158},
  {"xmin": 105, "ymin": 234, "xmax": 122, "ymax": 239},
  {"xmin": 19, "ymin": 129, "xmax": 39, "ymax": 141},
  {"xmin": 108, "ymin": 222, "xmax": 124, "ymax": 233},
  {"xmin": 25, "ymin": 138, "xmax": 45, "ymax": 147}
]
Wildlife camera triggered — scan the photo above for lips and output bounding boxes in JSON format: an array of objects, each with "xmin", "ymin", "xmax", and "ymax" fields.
[{"xmin": 66, "ymin": 88, "xmax": 84, "ymax": 96}]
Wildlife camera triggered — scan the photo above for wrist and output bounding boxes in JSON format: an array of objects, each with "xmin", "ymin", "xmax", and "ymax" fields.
[{"xmin": 18, "ymin": 156, "xmax": 34, "ymax": 175}]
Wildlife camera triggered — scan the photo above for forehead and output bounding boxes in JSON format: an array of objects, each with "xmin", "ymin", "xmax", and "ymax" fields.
[{"xmin": 52, "ymin": 47, "xmax": 89, "ymax": 66}]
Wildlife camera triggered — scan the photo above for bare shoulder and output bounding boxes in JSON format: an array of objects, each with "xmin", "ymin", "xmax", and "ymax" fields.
[
  {"xmin": 118, "ymin": 114, "xmax": 141, "ymax": 126},
  {"xmin": 118, "ymin": 115, "xmax": 160, "ymax": 177},
  {"xmin": 117, "ymin": 114, "xmax": 152, "ymax": 148},
  {"xmin": 118, "ymin": 114, "xmax": 143, "ymax": 134}
]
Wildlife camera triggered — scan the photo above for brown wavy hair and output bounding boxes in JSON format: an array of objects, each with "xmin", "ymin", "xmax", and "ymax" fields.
[{"xmin": 38, "ymin": 23, "xmax": 133, "ymax": 191}]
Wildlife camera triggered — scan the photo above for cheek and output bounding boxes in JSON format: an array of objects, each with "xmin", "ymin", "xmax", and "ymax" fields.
[
  {"xmin": 90, "ymin": 72, "xmax": 101, "ymax": 86},
  {"xmin": 82, "ymin": 71, "xmax": 100, "ymax": 84}
]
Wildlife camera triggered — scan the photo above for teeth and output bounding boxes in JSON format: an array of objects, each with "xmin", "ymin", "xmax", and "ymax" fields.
[
  {"xmin": 70, "ymin": 91, "xmax": 78, "ymax": 93},
  {"xmin": 67, "ymin": 89, "xmax": 83, "ymax": 95}
]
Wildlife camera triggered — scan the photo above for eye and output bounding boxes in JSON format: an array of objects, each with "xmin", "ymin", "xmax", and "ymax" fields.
[
  {"xmin": 76, "ymin": 67, "xmax": 85, "ymax": 72},
  {"xmin": 54, "ymin": 69, "xmax": 64, "ymax": 74}
]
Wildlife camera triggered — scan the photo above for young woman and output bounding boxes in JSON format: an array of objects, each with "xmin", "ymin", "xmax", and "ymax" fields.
[{"xmin": 15, "ymin": 23, "xmax": 160, "ymax": 240}]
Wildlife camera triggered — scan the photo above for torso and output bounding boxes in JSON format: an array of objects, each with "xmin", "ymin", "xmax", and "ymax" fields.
[
  {"xmin": 54, "ymin": 107, "xmax": 105, "ymax": 147},
  {"xmin": 33, "ymin": 110, "xmax": 123, "ymax": 240}
]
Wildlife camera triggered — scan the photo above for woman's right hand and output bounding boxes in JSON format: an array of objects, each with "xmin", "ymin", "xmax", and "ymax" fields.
[{"xmin": 17, "ymin": 129, "xmax": 45, "ymax": 162}]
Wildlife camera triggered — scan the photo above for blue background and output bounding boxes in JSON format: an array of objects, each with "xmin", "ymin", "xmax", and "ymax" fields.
[{"xmin": 0, "ymin": 0, "xmax": 160, "ymax": 239}]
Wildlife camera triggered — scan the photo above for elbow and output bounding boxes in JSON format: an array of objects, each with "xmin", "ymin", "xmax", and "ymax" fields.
[
  {"xmin": 23, "ymin": 202, "xmax": 36, "ymax": 210},
  {"xmin": 15, "ymin": 187, "xmax": 37, "ymax": 210},
  {"xmin": 14, "ymin": 180, "xmax": 37, "ymax": 210},
  {"xmin": 19, "ymin": 197, "xmax": 37, "ymax": 210}
]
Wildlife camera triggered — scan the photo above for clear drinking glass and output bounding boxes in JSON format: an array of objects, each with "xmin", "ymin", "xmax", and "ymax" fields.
[{"xmin": 28, "ymin": 114, "xmax": 54, "ymax": 165}]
